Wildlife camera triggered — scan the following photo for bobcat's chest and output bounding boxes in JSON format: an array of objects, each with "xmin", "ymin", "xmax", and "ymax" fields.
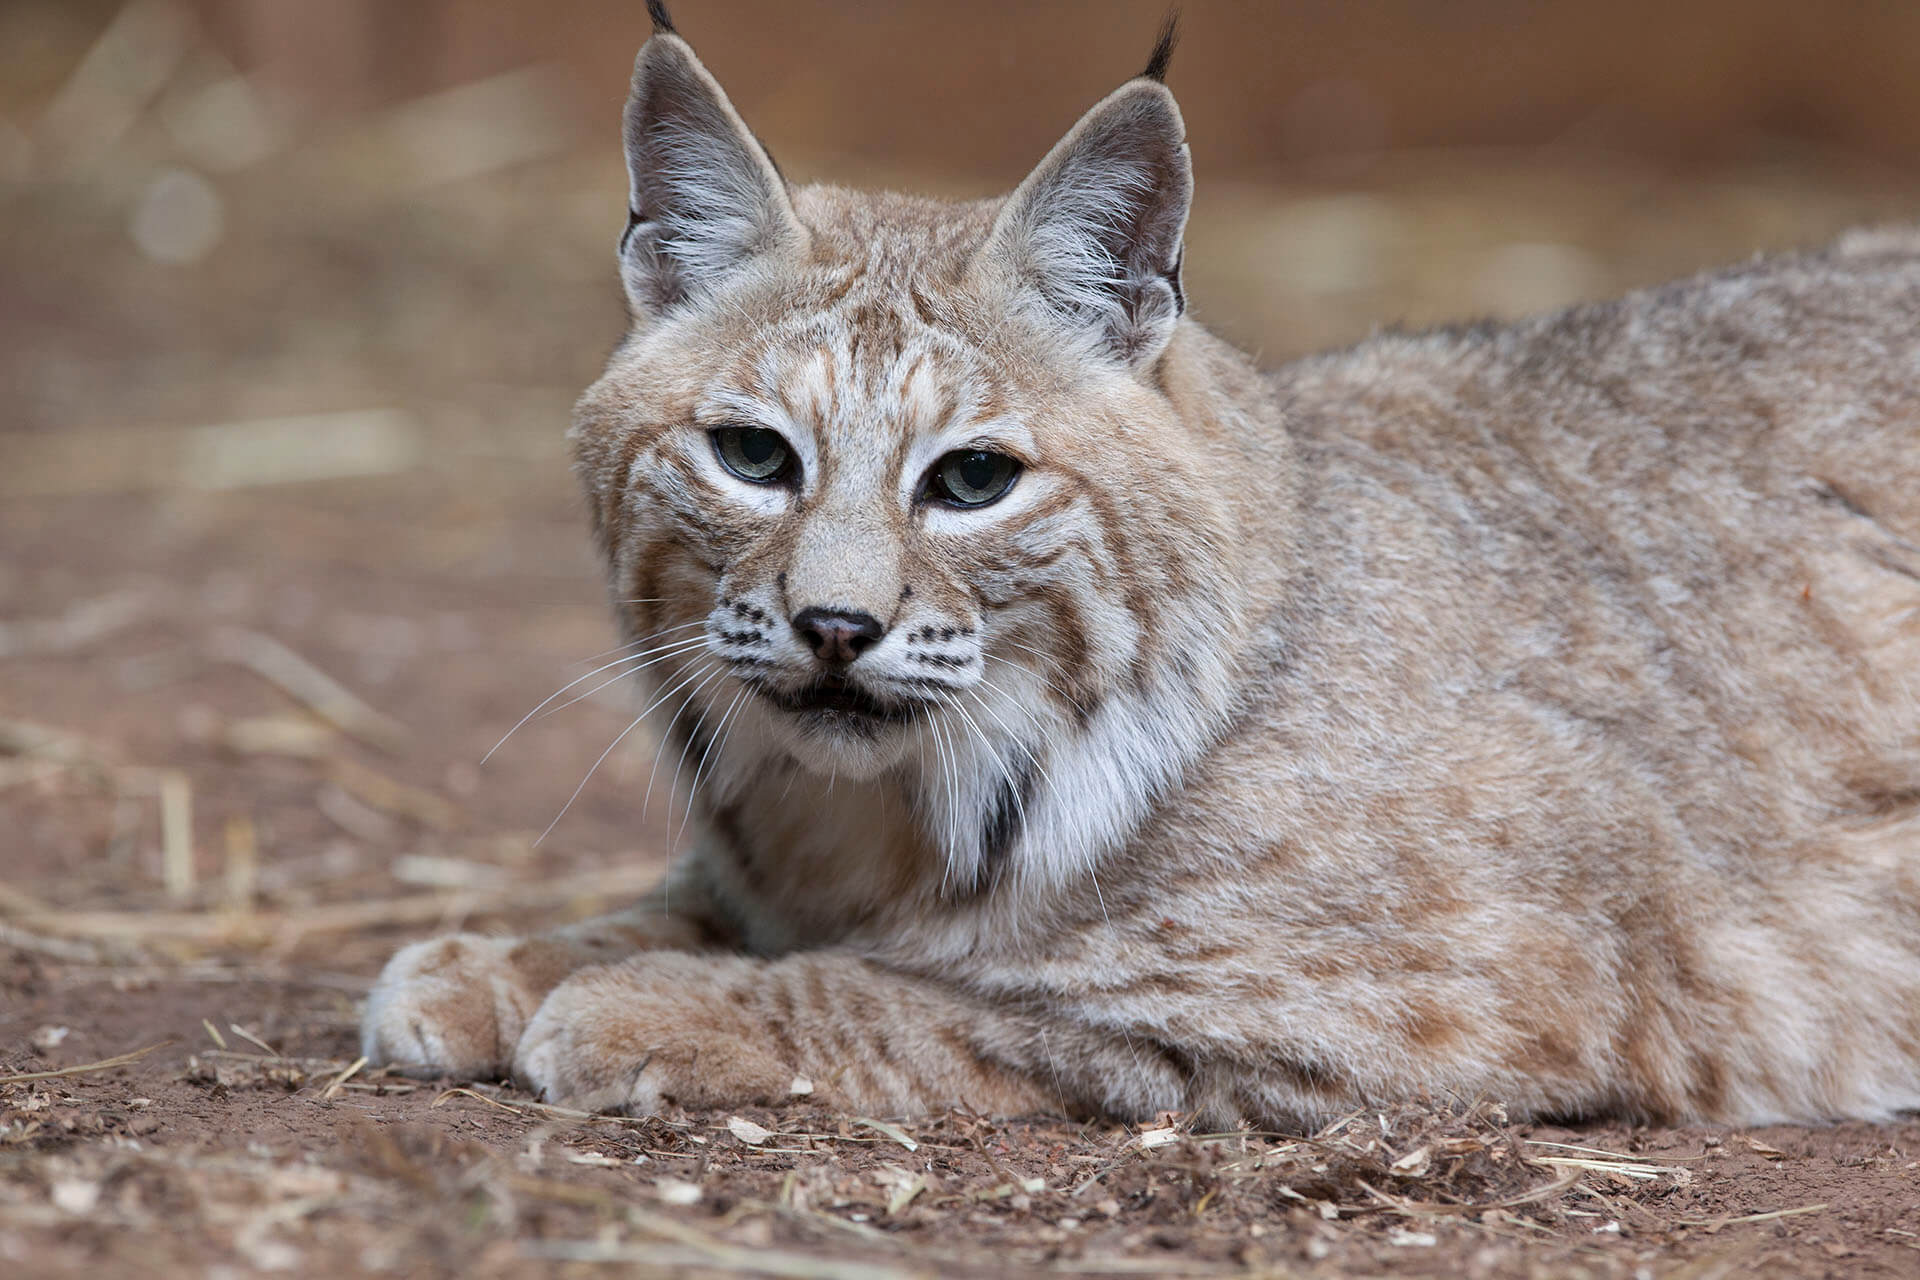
[{"xmin": 695, "ymin": 770, "xmax": 938, "ymax": 951}]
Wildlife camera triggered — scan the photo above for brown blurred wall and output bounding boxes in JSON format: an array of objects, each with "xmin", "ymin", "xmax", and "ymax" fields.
[{"xmin": 175, "ymin": 0, "xmax": 1920, "ymax": 181}]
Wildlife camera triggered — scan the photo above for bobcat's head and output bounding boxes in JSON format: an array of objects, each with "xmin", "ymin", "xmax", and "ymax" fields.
[{"xmin": 571, "ymin": 6, "xmax": 1249, "ymax": 890}]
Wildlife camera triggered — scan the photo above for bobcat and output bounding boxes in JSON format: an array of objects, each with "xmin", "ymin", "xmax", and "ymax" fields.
[{"xmin": 363, "ymin": 4, "xmax": 1920, "ymax": 1127}]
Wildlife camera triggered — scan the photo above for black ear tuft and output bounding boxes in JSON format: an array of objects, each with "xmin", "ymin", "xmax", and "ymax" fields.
[
  {"xmin": 646, "ymin": 0, "xmax": 677, "ymax": 36},
  {"xmin": 1142, "ymin": 10, "xmax": 1179, "ymax": 82}
]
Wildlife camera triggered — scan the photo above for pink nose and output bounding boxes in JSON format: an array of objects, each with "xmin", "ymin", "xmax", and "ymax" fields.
[{"xmin": 791, "ymin": 607, "xmax": 883, "ymax": 665}]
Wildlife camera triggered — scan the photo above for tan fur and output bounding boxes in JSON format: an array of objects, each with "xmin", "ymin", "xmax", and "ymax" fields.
[{"xmin": 363, "ymin": 27, "xmax": 1920, "ymax": 1128}]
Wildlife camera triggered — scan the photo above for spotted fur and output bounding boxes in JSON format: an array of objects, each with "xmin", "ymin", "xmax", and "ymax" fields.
[{"xmin": 364, "ymin": 21, "xmax": 1920, "ymax": 1128}]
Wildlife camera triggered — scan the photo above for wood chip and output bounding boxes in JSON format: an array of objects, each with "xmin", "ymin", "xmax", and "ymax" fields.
[
  {"xmin": 726, "ymin": 1116, "xmax": 773, "ymax": 1147},
  {"xmin": 1136, "ymin": 1125, "xmax": 1181, "ymax": 1150},
  {"xmin": 881, "ymin": 1170, "xmax": 927, "ymax": 1216},
  {"xmin": 655, "ymin": 1178, "xmax": 703, "ymax": 1206}
]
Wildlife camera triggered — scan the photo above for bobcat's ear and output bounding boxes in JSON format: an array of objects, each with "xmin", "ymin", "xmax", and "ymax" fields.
[
  {"xmin": 981, "ymin": 75, "xmax": 1192, "ymax": 369},
  {"xmin": 620, "ymin": 21, "xmax": 804, "ymax": 316}
]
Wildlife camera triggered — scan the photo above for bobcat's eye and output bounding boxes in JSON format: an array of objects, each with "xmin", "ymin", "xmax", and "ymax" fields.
[
  {"xmin": 711, "ymin": 425, "xmax": 794, "ymax": 484},
  {"xmin": 926, "ymin": 450, "xmax": 1020, "ymax": 508}
]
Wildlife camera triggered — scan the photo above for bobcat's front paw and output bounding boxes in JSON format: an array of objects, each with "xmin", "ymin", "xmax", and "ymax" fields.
[
  {"xmin": 512, "ymin": 956, "xmax": 802, "ymax": 1114},
  {"xmin": 361, "ymin": 934, "xmax": 547, "ymax": 1079}
]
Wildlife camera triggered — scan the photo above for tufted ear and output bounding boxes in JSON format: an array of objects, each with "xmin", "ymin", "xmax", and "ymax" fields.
[
  {"xmin": 619, "ymin": 5, "xmax": 805, "ymax": 317},
  {"xmin": 980, "ymin": 47, "xmax": 1192, "ymax": 369}
]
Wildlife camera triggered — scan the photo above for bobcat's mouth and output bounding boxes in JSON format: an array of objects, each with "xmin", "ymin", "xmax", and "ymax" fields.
[{"xmin": 764, "ymin": 676, "xmax": 917, "ymax": 725}]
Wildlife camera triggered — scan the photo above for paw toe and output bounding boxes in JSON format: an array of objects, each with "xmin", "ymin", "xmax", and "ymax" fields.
[{"xmin": 360, "ymin": 935, "xmax": 527, "ymax": 1078}]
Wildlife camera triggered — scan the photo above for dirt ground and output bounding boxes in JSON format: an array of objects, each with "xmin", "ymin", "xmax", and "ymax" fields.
[{"xmin": 7, "ymin": 9, "xmax": 1920, "ymax": 1278}]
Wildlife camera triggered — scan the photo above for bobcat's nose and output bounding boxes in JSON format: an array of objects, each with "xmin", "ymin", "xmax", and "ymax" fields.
[{"xmin": 791, "ymin": 607, "xmax": 884, "ymax": 666}]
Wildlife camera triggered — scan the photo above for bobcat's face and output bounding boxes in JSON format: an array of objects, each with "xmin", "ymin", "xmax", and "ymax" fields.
[
  {"xmin": 570, "ymin": 27, "xmax": 1243, "ymax": 884},
  {"xmin": 575, "ymin": 201, "xmax": 1195, "ymax": 781}
]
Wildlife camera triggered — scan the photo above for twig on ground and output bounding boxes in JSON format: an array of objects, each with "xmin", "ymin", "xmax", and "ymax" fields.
[
  {"xmin": 851, "ymin": 1117, "xmax": 918, "ymax": 1152},
  {"xmin": 0, "ymin": 720, "xmax": 102, "ymax": 768},
  {"xmin": 44, "ymin": 963, "xmax": 370, "ymax": 992},
  {"xmin": 219, "ymin": 715, "xmax": 336, "ymax": 758},
  {"xmin": 223, "ymin": 814, "xmax": 258, "ymax": 912},
  {"xmin": 320, "ymin": 1057, "xmax": 367, "ymax": 1100},
  {"xmin": 226, "ymin": 1023, "xmax": 278, "ymax": 1057},
  {"xmin": 521, "ymin": 1237, "xmax": 926, "ymax": 1280},
  {"xmin": 0, "ymin": 921, "xmax": 104, "ymax": 962},
  {"xmin": 0, "ymin": 1040, "xmax": 171, "ymax": 1085},
  {"xmin": 325, "ymin": 756, "xmax": 460, "ymax": 830},
  {"xmin": 1677, "ymin": 1203, "xmax": 1830, "ymax": 1232},
  {"xmin": 1524, "ymin": 1138, "xmax": 1708, "ymax": 1163},
  {"xmin": 206, "ymin": 627, "xmax": 407, "ymax": 752},
  {"xmin": 0, "ymin": 590, "xmax": 153, "ymax": 659},
  {"xmin": 16, "ymin": 862, "xmax": 661, "ymax": 948},
  {"xmin": 1350, "ymin": 1167, "xmax": 1584, "ymax": 1218},
  {"xmin": 1526, "ymin": 1154, "xmax": 1692, "ymax": 1183},
  {"xmin": 433, "ymin": 1086, "xmax": 527, "ymax": 1116},
  {"xmin": 199, "ymin": 1050, "xmax": 347, "ymax": 1070},
  {"xmin": 159, "ymin": 770, "xmax": 195, "ymax": 901},
  {"xmin": 0, "ymin": 880, "xmax": 52, "ymax": 917}
]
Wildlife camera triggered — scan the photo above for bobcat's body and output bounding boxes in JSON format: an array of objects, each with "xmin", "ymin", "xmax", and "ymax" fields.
[{"xmin": 363, "ymin": 10, "xmax": 1920, "ymax": 1127}]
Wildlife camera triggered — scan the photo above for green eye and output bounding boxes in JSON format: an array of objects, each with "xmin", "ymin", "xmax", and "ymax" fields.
[
  {"xmin": 711, "ymin": 425, "xmax": 793, "ymax": 484},
  {"xmin": 928, "ymin": 450, "xmax": 1020, "ymax": 507}
]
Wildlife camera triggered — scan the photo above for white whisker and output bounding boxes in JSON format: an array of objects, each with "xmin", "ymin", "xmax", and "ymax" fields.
[
  {"xmin": 575, "ymin": 619, "xmax": 706, "ymax": 666},
  {"xmin": 965, "ymin": 682, "xmax": 1056, "ymax": 794},
  {"xmin": 922, "ymin": 705, "xmax": 958, "ymax": 896},
  {"xmin": 944, "ymin": 688, "xmax": 1051, "ymax": 885},
  {"xmin": 642, "ymin": 661, "xmax": 730, "ymax": 823},
  {"xmin": 659, "ymin": 664, "xmax": 734, "ymax": 831},
  {"xmin": 675, "ymin": 684, "xmax": 748, "ymax": 851},
  {"xmin": 534, "ymin": 655, "xmax": 716, "ymax": 847},
  {"xmin": 535, "ymin": 636, "xmax": 711, "ymax": 722},
  {"xmin": 929, "ymin": 705, "xmax": 960, "ymax": 880},
  {"xmin": 988, "ymin": 645, "xmax": 1095, "ymax": 720},
  {"xmin": 484, "ymin": 628, "xmax": 710, "ymax": 764}
]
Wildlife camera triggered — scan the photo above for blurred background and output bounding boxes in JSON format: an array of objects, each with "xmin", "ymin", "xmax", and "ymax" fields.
[{"xmin": 4, "ymin": 0, "xmax": 1920, "ymax": 968}]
